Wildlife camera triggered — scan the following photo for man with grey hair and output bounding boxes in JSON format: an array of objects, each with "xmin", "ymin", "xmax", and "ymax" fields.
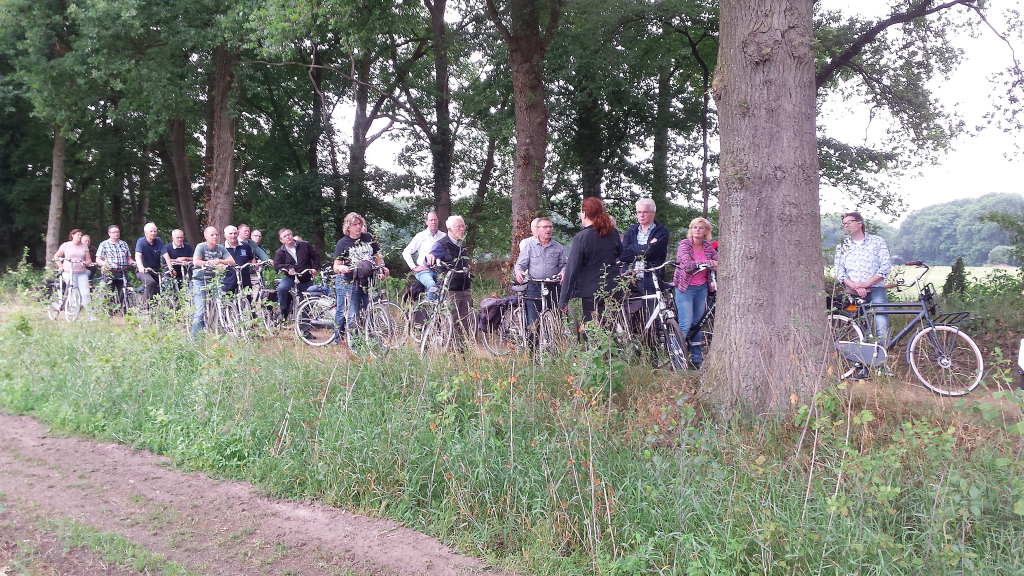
[
  {"xmin": 162, "ymin": 228, "xmax": 193, "ymax": 290},
  {"xmin": 426, "ymin": 215, "xmax": 474, "ymax": 346},
  {"xmin": 134, "ymin": 222, "xmax": 166, "ymax": 301},
  {"xmin": 514, "ymin": 217, "xmax": 566, "ymax": 324},
  {"xmin": 621, "ymin": 198, "xmax": 669, "ymax": 298},
  {"xmin": 518, "ymin": 217, "xmax": 541, "ymax": 251}
]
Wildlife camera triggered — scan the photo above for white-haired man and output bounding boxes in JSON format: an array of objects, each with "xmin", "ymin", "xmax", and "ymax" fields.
[
  {"xmin": 514, "ymin": 217, "xmax": 566, "ymax": 324},
  {"xmin": 134, "ymin": 222, "xmax": 166, "ymax": 301},
  {"xmin": 425, "ymin": 215, "xmax": 474, "ymax": 346}
]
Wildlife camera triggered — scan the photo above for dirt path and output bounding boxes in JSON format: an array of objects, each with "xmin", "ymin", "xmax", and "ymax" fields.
[{"xmin": 0, "ymin": 414, "xmax": 512, "ymax": 576}]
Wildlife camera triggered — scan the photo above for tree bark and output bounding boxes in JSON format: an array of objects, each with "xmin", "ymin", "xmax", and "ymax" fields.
[
  {"xmin": 706, "ymin": 0, "xmax": 826, "ymax": 416},
  {"xmin": 426, "ymin": 0, "xmax": 454, "ymax": 226},
  {"xmin": 164, "ymin": 119, "xmax": 202, "ymax": 245},
  {"xmin": 650, "ymin": 63, "xmax": 671, "ymax": 209},
  {"xmin": 347, "ymin": 57, "xmax": 371, "ymax": 219},
  {"xmin": 576, "ymin": 69, "xmax": 603, "ymax": 199},
  {"xmin": 206, "ymin": 45, "xmax": 238, "ymax": 233},
  {"xmin": 487, "ymin": 0, "xmax": 563, "ymax": 262},
  {"xmin": 45, "ymin": 128, "xmax": 68, "ymax": 261}
]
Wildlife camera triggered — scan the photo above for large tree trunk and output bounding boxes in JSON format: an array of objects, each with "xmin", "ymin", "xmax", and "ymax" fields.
[
  {"xmin": 45, "ymin": 128, "xmax": 68, "ymax": 261},
  {"xmin": 347, "ymin": 57, "xmax": 371, "ymax": 219},
  {"xmin": 650, "ymin": 63, "xmax": 671, "ymax": 209},
  {"xmin": 308, "ymin": 47, "xmax": 326, "ymax": 254},
  {"xmin": 706, "ymin": 0, "xmax": 826, "ymax": 416},
  {"xmin": 427, "ymin": 0, "xmax": 454, "ymax": 226},
  {"xmin": 166, "ymin": 119, "xmax": 202, "ymax": 245},
  {"xmin": 206, "ymin": 45, "xmax": 238, "ymax": 233},
  {"xmin": 486, "ymin": 0, "xmax": 562, "ymax": 263}
]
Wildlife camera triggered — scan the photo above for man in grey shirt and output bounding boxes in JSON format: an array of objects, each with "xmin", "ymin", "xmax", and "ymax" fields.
[{"xmin": 514, "ymin": 217, "xmax": 567, "ymax": 324}]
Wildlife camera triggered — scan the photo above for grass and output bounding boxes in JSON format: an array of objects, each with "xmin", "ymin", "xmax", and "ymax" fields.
[{"xmin": 0, "ymin": 301, "xmax": 1023, "ymax": 575}]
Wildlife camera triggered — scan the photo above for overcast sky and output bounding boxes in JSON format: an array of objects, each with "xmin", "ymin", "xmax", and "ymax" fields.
[{"xmin": 818, "ymin": 0, "xmax": 1023, "ymax": 222}]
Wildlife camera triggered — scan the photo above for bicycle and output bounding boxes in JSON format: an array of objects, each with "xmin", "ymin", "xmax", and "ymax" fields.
[
  {"xmin": 414, "ymin": 261, "xmax": 471, "ymax": 356},
  {"xmin": 480, "ymin": 275, "xmax": 580, "ymax": 358},
  {"xmin": 623, "ymin": 260, "xmax": 689, "ymax": 371},
  {"xmin": 98, "ymin": 268, "xmax": 138, "ymax": 317},
  {"xmin": 829, "ymin": 261, "xmax": 985, "ymax": 396},
  {"xmin": 47, "ymin": 258, "xmax": 85, "ymax": 322},
  {"xmin": 338, "ymin": 263, "xmax": 409, "ymax": 356},
  {"xmin": 289, "ymin": 268, "xmax": 337, "ymax": 346}
]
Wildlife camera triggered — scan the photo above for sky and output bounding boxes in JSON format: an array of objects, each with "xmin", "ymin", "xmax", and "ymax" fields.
[
  {"xmin": 341, "ymin": 1, "xmax": 1023, "ymax": 224},
  {"xmin": 817, "ymin": 0, "xmax": 1024, "ymax": 222}
]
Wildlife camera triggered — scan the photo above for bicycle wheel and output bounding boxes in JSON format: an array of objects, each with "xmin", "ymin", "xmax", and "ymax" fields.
[
  {"xmin": 350, "ymin": 301, "xmax": 405, "ymax": 357},
  {"xmin": 218, "ymin": 298, "xmax": 242, "ymax": 336},
  {"xmin": 662, "ymin": 318, "xmax": 687, "ymax": 372},
  {"xmin": 375, "ymin": 300, "xmax": 408, "ymax": 348},
  {"xmin": 701, "ymin": 307, "xmax": 715, "ymax": 350},
  {"xmin": 482, "ymin": 305, "xmax": 526, "ymax": 356},
  {"xmin": 64, "ymin": 285, "xmax": 82, "ymax": 322},
  {"xmin": 538, "ymin": 309, "xmax": 576, "ymax": 357},
  {"xmin": 419, "ymin": 307, "xmax": 453, "ymax": 356},
  {"xmin": 205, "ymin": 294, "xmax": 220, "ymax": 335},
  {"xmin": 610, "ymin": 306, "xmax": 642, "ymax": 362},
  {"xmin": 295, "ymin": 296, "xmax": 337, "ymax": 346},
  {"xmin": 408, "ymin": 299, "xmax": 433, "ymax": 344},
  {"xmin": 47, "ymin": 281, "xmax": 64, "ymax": 321},
  {"xmin": 907, "ymin": 325, "xmax": 984, "ymax": 396},
  {"xmin": 828, "ymin": 313, "xmax": 866, "ymax": 379}
]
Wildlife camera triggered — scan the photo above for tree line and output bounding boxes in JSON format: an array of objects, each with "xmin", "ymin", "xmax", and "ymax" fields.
[{"xmin": 2, "ymin": 0, "xmax": 1022, "ymax": 415}]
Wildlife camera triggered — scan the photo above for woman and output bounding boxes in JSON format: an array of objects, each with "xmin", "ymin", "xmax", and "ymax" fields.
[
  {"xmin": 53, "ymin": 229, "xmax": 93, "ymax": 312},
  {"xmin": 558, "ymin": 197, "xmax": 622, "ymax": 322},
  {"xmin": 673, "ymin": 217, "xmax": 718, "ymax": 368},
  {"xmin": 333, "ymin": 212, "xmax": 387, "ymax": 343}
]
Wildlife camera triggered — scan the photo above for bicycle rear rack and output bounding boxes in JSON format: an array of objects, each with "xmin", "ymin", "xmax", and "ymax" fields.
[{"xmin": 932, "ymin": 310, "xmax": 970, "ymax": 328}]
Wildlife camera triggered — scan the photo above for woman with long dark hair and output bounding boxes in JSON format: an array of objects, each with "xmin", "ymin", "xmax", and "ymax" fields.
[{"xmin": 558, "ymin": 197, "xmax": 622, "ymax": 321}]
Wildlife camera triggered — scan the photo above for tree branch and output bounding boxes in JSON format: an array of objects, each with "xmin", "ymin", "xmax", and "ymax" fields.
[
  {"xmin": 815, "ymin": 0, "xmax": 976, "ymax": 90},
  {"xmin": 485, "ymin": 0, "xmax": 514, "ymax": 45}
]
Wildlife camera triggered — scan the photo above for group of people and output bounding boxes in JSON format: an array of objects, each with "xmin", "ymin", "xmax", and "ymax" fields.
[{"xmin": 49, "ymin": 198, "xmax": 726, "ymax": 364}]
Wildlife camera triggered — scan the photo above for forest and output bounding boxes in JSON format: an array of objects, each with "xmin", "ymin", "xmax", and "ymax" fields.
[{"xmin": 3, "ymin": 0, "xmax": 1017, "ymax": 270}]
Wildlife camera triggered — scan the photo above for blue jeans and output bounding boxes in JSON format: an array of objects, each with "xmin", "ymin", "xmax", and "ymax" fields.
[
  {"xmin": 335, "ymin": 277, "xmax": 367, "ymax": 341},
  {"xmin": 867, "ymin": 286, "xmax": 889, "ymax": 344},
  {"xmin": 415, "ymin": 269, "xmax": 438, "ymax": 301},
  {"xmin": 675, "ymin": 283, "xmax": 709, "ymax": 363},
  {"xmin": 278, "ymin": 274, "xmax": 312, "ymax": 318},
  {"xmin": 191, "ymin": 278, "xmax": 218, "ymax": 339}
]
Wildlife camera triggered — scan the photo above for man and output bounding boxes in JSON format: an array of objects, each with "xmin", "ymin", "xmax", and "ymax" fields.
[
  {"xmin": 273, "ymin": 228, "xmax": 320, "ymax": 320},
  {"xmin": 95, "ymin": 225, "xmax": 135, "ymax": 302},
  {"xmin": 518, "ymin": 217, "xmax": 541, "ymax": 251},
  {"xmin": 134, "ymin": 222, "xmax": 165, "ymax": 301},
  {"xmin": 514, "ymin": 217, "xmax": 567, "ymax": 324},
  {"xmin": 82, "ymin": 234, "xmax": 100, "ymax": 285},
  {"xmin": 425, "ymin": 215, "xmax": 473, "ymax": 346},
  {"xmin": 620, "ymin": 198, "xmax": 670, "ymax": 301},
  {"xmin": 191, "ymin": 226, "xmax": 235, "ymax": 338},
  {"xmin": 836, "ymin": 211, "xmax": 892, "ymax": 343},
  {"xmin": 222, "ymin": 225, "xmax": 255, "ymax": 294},
  {"xmin": 162, "ymin": 229, "xmax": 194, "ymax": 290},
  {"xmin": 402, "ymin": 211, "xmax": 446, "ymax": 300},
  {"xmin": 238, "ymin": 223, "xmax": 270, "ymax": 262},
  {"xmin": 251, "ymin": 229, "xmax": 264, "ymax": 248}
]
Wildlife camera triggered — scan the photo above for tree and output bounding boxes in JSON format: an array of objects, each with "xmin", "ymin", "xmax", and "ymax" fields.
[
  {"xmin": 486, "ymin": 0, "xmax": 564, "ymax": 259},
  {"xmin": 980, "ymin": 208, "xmax": 1024, "ymax": 276},
  {"xmin": 941, "ymin": 256, "xmax": 968, "ymax": 296},
  {"xmin": 706, "ymin": 0, "xmax": 825, "ymax": 415}
]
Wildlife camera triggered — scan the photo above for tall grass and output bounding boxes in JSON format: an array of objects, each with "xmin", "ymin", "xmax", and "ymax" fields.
[{"xmin": 0, "ymin": 310, "xmax": 1022, "ymax": 574}]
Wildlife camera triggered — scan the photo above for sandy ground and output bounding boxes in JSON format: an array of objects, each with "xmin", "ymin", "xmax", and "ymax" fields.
[{"xmin": 0, "ymin": 414, "xmax": 512, "ymax": 576}]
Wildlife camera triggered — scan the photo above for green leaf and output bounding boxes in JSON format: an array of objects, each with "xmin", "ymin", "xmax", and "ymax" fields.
[{"xmin": 1014, "ymin": 498, "xmax": 1024, "ymax": 516}]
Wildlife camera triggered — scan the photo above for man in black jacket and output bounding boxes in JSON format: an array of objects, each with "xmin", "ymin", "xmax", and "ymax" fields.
[
  {"xmin": 273, "ymin": 228, "xmax": 321, "ymax": 319},
  {"xmin": 425, "ymin": 215, "xmax": 474, "ymax": 346},
  {"xmin": 620, "ymin": 198, "xmax": 670, "ymax": 296}
]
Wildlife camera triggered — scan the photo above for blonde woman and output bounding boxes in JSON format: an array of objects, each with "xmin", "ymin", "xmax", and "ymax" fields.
[{"xmin": 672, "ymin": 217, "xmax": 718, "ymax": 368}]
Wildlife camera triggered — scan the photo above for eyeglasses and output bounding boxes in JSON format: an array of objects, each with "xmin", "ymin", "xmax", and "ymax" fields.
[
  {"xmin": 539, "ymin": 225, "xmax": 553, "ymax": 229},
  {"xmin": 636, "ymin": 210, "xmax": 653, "ymax": 215},
  {"xmin": 842, "ymin": 220, "xmax": 859, "ymax": 226}
]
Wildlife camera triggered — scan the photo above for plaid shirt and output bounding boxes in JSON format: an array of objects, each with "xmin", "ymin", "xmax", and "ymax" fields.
[{"xmin": 96, "ymin": 239, "xmax": 132, "ymax": 271}]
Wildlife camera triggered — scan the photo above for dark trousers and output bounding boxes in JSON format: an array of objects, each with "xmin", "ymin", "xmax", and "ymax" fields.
[
  {"xmin": 278, "ymin": 275, "xmax": 312, "ymax": 317},
  {"xmin": 525, "ymin": 283, "xmax": 559, "ymax": 324},
  {"xmin": 450, "ymin": 290, "xmax": 475, "ymax": 345},
  {"xmin": 137, "ymin": 269, "xmax": 160, "ymax": 300}
]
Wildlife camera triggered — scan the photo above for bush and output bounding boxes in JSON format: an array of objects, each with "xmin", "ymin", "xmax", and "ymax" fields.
[
  {"xmin": 942, "ymin": 256, "xmax": 968, "ymax": 297},
  {"xmin": 0, "ymin": 247, "xmax": 45, "ymax": 294},
  {"xmin": 988, "ymin": 245, "xmax": 1018, "ymax": 266}
]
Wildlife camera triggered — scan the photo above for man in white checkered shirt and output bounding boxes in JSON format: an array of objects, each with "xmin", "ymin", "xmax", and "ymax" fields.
[{"xmin": 836, "ymin": 211, "xmax": 892, "ymax": 343}]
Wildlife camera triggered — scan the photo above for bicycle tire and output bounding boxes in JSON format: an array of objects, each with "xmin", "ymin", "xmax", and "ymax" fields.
[
  {"xmin": 348, "ymin": 301, "xmax": 405, "ymax": 357},
  {"xmin": 828, "ymin": 313, "xmax": 866, "ymax": 379},
  {"xmin": 376, "ymin": 300, "xmax": 408, "ymax": 348},
  {"xmin": 482, "ymin": 304, "xmax": 526, "ymax": 356},
  {"xmin": 47, "ymin": 281, "xmax": 64, "ymax": 321},
  {"xmin": 907, "ymin": 325, "xmax": 984, "ymax": 396},
  {"xmin": 64, "ymin": 285, "xmax": 82, "ymax": 322},
  {"xmin": 295, "ymin": 296, "xmax": 337, "ymax": 346},
  {"xmin": 218, "ymin": 298, "xmax": 242, "ymax": 336},
  {"xmin": 408, "ymin": 299, "xmax": 433, "ymax": 344},
  {"xmin": 419, "ymin": 307, "xmax": 453, "ymax": 356},
  {"xmin": 538, "ymin": 309, "xmax": 577, "ymax": 357},
  {"xmin": 662, "ymin": 318, "xmax": 687, "ymax": 372},
  {"xmin": 204, "ymin": 293, "xmax": 220, "ymax": 335}
]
